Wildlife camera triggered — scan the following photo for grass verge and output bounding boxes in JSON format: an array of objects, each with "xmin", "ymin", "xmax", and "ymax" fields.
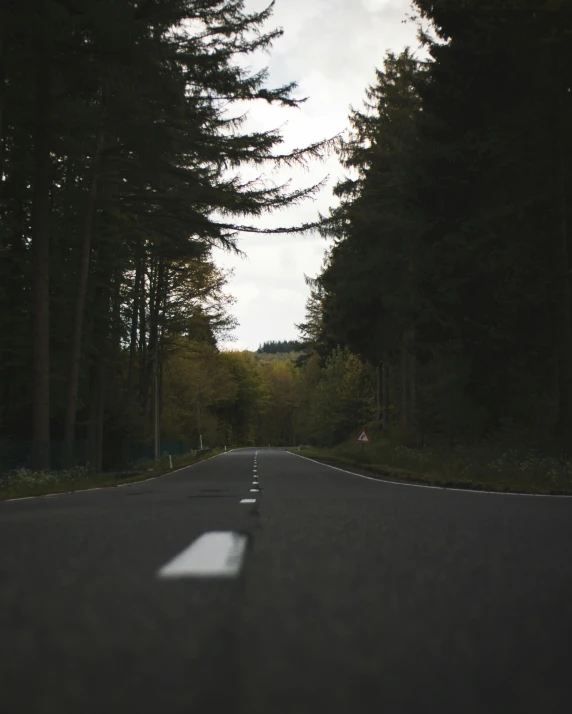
[
  {"xmin": 287, "ymin": 440, "xmax": 572, "ymax": 495},
  {"xmin": 0, "ymin": 449, "xmax": 226, "ymax": 501}
]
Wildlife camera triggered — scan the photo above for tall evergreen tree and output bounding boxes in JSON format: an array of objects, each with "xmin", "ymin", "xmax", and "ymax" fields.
[{"xmin": 0, "ymin": 0, "xmax": 332, "ymax": 470}]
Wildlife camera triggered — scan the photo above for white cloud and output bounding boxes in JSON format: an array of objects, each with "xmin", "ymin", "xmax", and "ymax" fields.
[{"xmin": 215, "ymin": 0, "xmax": 420, "ymax": 350}]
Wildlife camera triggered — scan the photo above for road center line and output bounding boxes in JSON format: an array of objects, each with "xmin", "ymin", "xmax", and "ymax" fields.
[
  {"xmin": 157, "ymin": 531, "xmax": 247, "ymax": 578},
  {"xmin": 240, "ymin": 498, "xmax": 256, "ymax": 504}
]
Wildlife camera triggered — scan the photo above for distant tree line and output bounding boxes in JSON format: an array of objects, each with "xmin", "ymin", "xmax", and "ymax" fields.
[{"xmin": 257, "ymin": 340, "xmax": 303, "ymax": 354}]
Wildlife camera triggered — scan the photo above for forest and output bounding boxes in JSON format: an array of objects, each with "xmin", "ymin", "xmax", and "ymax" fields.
[
  {"xmin": 2, "ymin": 0, "xmax": 572, "ymax": 483},
  {"xmin": 311, "ymin": 0, "xmax": 572, "ymax": 456},
  {"xmin": 0, "ymin": 0, "xmax": 329, "ymax": 472}
]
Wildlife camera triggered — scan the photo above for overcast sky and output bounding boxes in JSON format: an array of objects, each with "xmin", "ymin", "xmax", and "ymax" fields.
[{"xmin": 214, "ymin": 0, "xmax": 421, "ymax": 350}]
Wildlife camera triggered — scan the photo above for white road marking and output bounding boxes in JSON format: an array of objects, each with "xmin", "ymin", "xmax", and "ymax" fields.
[
  {"xmin": 240, "ymin": 498, "xmax": 256, "ymax": 504},
  {"xmin": 250, "ymin": 488, "xmax": 259, "ymax": 492},
  {"xmin": 158, "ymin": 531, "xmax": 247, "ymax": 578},
  {"xmin": 288, "ymin": 451, "xmax": 572, "ymax": 499}
]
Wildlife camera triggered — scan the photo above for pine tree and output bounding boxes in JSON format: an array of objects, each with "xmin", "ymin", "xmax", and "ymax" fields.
[
  {"xmin": 1, "ymin": 0, "xmax": 334, "ymax": 470},
  {"xmin": 318, "ymin": 50, "xmax": 422, "ymax": 435}
]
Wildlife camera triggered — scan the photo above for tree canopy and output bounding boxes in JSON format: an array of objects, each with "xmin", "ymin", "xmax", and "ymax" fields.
[
  {"xmin": 0, "ymin": 0, "xmax": 332, "ymax": 470},
  {"xmin": 309, "ymin": 0, "xmax": 572, "ymax": 450}
]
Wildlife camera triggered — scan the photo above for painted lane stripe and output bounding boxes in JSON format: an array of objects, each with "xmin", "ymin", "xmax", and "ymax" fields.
[
  {"xmin": 288, "ymin": 451, "xmax": 572, "ymax": 499},
  {"xmin": 250, "ymin": 488, "xmax": 259, "ymax": 492},
  {"xmin": 240, "ymin": 498, "xmax": 256, "ymax": 504},
  {"xmin": 158, "ymin": 531, "xmax": 247, "ymax": 578}
]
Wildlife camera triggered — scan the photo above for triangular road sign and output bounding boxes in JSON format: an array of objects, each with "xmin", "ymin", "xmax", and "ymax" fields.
[{"xmin": 356, "ymin": 429, "xmax": 370, "ymax": 443}]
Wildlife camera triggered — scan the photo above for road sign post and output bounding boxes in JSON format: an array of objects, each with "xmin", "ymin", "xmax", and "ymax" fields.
[{"xmin": 356, "ymin": 429, "xmax": 370, "ymax": 460}]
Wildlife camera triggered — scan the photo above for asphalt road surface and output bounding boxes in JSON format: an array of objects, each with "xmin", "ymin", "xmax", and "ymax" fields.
[{"xmin": 2, "ymin": 448, "xmax": 572, "ymax": 713}]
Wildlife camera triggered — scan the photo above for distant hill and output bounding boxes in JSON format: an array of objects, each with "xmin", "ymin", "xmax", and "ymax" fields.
[{"xmin": 256, "ymin": 340, "xmax": 303, "ymax": 354}]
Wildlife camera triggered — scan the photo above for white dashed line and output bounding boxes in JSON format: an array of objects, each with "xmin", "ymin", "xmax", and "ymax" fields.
[
  {"xmin": 250, "ymin": 488, "xmax": 259, "ymax": 492},
  {"xmin": 240, "ymin": 498, "xmax": 256, "ymax": 504},
  {"xmin": 157, "ymin": 531, "xmax": 247, "ymax": 578}
]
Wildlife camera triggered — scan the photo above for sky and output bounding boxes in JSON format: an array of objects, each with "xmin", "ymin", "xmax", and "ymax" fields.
[{"xmin": 214, "ymin": 0, "xmax": 421, "ymax": 351}]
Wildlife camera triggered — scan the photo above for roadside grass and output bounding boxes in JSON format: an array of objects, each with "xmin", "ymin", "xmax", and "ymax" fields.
[
  {"xmin": 0, "ymin": 448, "xmax": 226, "ymax": 501},
  {"xmin": 288, "ymin": 439, "xmax": 572, "ymax": 495}
]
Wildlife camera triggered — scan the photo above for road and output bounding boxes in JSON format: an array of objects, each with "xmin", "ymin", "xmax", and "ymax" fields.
[{"xmin": 1, "ymin": 448, "xmax": 572, "ymax": 713}]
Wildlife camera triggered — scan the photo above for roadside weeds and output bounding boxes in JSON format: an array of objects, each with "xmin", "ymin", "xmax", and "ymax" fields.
[
  {"xmin": 287, "ymin": 444, "xmax": 572, "ymax": 496},
  {"xmin": 0, "ymin": 449, "xmax": 226, "ymax": 502}
]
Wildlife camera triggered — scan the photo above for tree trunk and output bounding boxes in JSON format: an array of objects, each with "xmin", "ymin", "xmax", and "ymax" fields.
[
  {"xmin": 154, "ymin": 339, "xmax": 160, "ymax": 461},
  {"xmin": 554, "ymin": 84, "xmax": 572, "ymax": 450},
  {"xmin": 31, "ymin": 49, "xmax": 51, "ymax": 471},
  {"xmin": 409, "ymin": 328, "xmax": 417, "ymax": 431},
  {"xmin": 127, "ymin": 257, "xmax": 142, "ymax": 429},
  {"xmin": 86, "ymin": 360, "xmax": 105, "ymax": 471},
  {"xmin": 382, "ymin": 358, "xmax": 390, "ymax": 432},
  {"xmin": 400, "ymin": 338, "xmax": 409, "ymax": 434},
  {"xmin": 143, "ymin": 260, "xmax": 159, "ymax": 425},
  {"xmin": 555, "ymin": 154, "xmax": 572, "ymax": 448},
  {"xmin": 0, "ymin": 27, "xmax": 7, "ymax": 224},
  {"xmin": 375, "ymin": 363, "xmax": 381, "ymax": 427},
  {"xmin": 86, "ymin": 259, "xmax": 111, "ymax": 472},
  {"xmin": 111, "ymin": 270, "xmax": 122, "ymax": 355},
  {"xmin": 128, "ymin": 259, "xmax": 141, "ymax": 391},
  {"xmin": 138, "ymin": 261, "xmax": 147, "ymax": 411},
  {"xmin": 62, "ymin": 130, "xmax": 104, "ymax": 468},
  {"xmin": 151, "ymin": 260, "xmax": 166, "ymax": 457}
]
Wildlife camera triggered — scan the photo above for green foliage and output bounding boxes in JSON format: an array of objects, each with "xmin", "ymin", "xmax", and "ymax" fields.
[
  {"xmin": 0, "ymin": 0, "xmax": 331, "ymax": 469},
  {"xmin": 294, "ymin": 440, "xmax": 572, "ymax": 495},
  {"xmin": 304, "ymin": 347, "xmax": 374, "ymax": 447},
  {"xmin": 309, "ymin": 4, "xmax": 572, "ymax": 451},
  {"xmin": 0, "ymin": 448, "xmax": 225, "ymax": 500}
]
